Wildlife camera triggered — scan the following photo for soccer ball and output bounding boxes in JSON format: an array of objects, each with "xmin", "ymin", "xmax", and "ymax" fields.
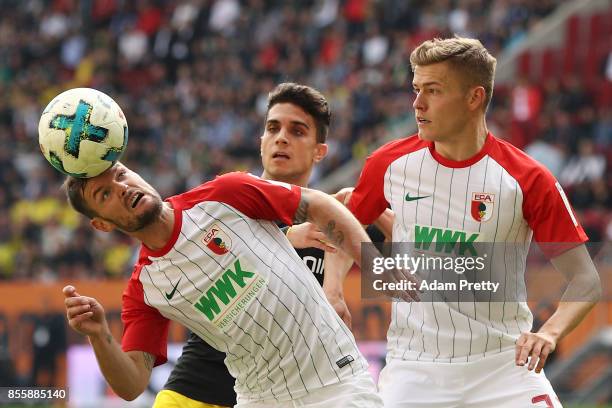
[{"xmin": 38, "ymin": 88, "xmax": 128, "ymax": 178}]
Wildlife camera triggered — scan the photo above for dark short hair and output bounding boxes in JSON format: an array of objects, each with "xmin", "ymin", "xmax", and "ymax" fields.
[
  {"xmin": 63, "ymin": 176, "xmax": 97, "ymax": 219},
  {"xmin": 266, "ymin": 83, "xmax": 331, "ymax": 143}
]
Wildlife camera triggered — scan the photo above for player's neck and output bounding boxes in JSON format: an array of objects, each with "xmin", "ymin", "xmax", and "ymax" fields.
[
  {"xmin": 261, "ymin": 170, "xmax": 310, "ymax": 188},
  {"xmin": 133, "ymin": 202, "xmax": 175, "ymax": 251},
  {"xmin": 434, "ymin": 120, "xmax": 488, "ymax": 162}
]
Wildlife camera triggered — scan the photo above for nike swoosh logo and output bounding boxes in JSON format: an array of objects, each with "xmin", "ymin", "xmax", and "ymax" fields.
[
  {"xmin": 165, "ymin": 278, "xmax": 182, "ymax": 300},
  {"xmin": 405, "ymin": 193, "xmax": 430, "ymax": 201}
]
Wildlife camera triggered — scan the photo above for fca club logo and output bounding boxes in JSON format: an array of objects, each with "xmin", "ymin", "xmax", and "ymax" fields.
[
  {"xmin": 49, "ymin": 100, "xmax": 108, "ymax": 158},
  {"xmin": 471, "ymin": 192, "xmax": 495, "ymax": 222},
  {"xmin": 203, "ymin": 224, "xmax": 232, "ymax": 255}
]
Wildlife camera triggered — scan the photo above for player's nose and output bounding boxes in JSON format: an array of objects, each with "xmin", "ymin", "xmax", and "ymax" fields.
[
  {"xmin": 413, "ymin": 93, "xmax": 425, "ymax": 111},
  {"xmin": 274, "ymin": 130, "xmax": 289, "ymax": 145},
  {"xmin": 115, "ymin": 181, "xmax": 128, "ymax": 196}
]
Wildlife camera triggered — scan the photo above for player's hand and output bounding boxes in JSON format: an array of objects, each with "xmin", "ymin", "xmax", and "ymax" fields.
[
  {"xmin": 63, "ymin": 285, "xmax": 108, "ymax": 338},
  {"xmin": 362, "ymin": 245, "xmax": 420, "ymax": 302},
  {"xmin": 515, "ymin": 332, "xmax": 556, "ymax": 373},
  {"xmin": 287, "ymin": 222, "xmax": 337, "ymax": 252},
  {"xmin": 389, "ymin": 267, "xmax": 421, "ymax": 302},
  {"xmin": 325, "ymin": 292, "xmax": 352, "ymax": 329},
  {"xmin": 333, "ymin": 187, "xmax": 354, "ymax": 206}
]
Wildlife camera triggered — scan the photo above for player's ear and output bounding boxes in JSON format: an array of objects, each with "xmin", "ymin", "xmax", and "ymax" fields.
[
  {"xmin": 467, "ymin": 86, "xmax": 486, "ymax": 111},
  {"xmin": 259, "ymin": 135, "xmax": 264, "ymax": 157},
  {"xmin": 91, "ymin": 217, "xmax": 115, "ymax": 233},
  {"xmin": 313, "ymin": 143, "xmax": 328, "ymax": 163}
]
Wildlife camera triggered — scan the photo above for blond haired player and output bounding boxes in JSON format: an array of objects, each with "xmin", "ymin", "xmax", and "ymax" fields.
[{"xmin": 347, "ymin": 37, "xmax": 601, "ymax": 407}]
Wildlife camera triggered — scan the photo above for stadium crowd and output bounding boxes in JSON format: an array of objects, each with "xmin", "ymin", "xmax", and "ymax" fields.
[{"xmin": 0, "ymin": 0, "xmax": 609, "ymax": 281}]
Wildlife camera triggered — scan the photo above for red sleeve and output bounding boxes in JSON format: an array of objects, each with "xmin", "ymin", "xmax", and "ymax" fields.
[
  {"xmin": 491, "ymin": 139, "xmax": 588, "ymax": 258},
  {"xmin": 170, "ymin": 172, "xmax": 301, "ymax": 226},
  {"xmin": 348, "ymin": 153, "xmax": 390, "ymax": 225},
  {"xmin": 121, "ymin": 266, "xmax": 170, "ymax": 367},
  {"xmin": 523, "ymin": 176, "xmax": 588, "ymax": 258},
  {"xmin": 349, "ymin": 136, "xmax": 426, "ymax": 224}
]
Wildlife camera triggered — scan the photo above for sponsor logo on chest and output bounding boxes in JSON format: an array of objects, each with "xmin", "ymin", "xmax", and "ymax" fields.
[
  {"xmin": 414, "ymin": 224, "xmax": 480, "ymax": 256},
  {"xmin": 192, "ymin": 259, "xmax": 266, "ymax": 329}
]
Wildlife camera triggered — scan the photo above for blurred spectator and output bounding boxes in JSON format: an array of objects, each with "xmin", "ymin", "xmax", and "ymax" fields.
[
  {"xmin": 512, "ymin": 76, "xmax": 542, "ymax": 124},
  {"xmin": 27, "ymin": 305, "xmax": 66, "ymax": 387},
  {"xmin": 560, "ymin": 76, "xmax": 592, "ymax": 113},
  {"xmin": 560, "ymin": 138, "xmax": 606, "ymax": 187},
  {"xmin": 362, "ymin": 23, "xmax": 389, "ymax": 66},
  {"xmin": 0, "ymin": 0, "xmax": 608, "ymax": 281},
  {"xmin": 604, "ymin": 44, "xmax": 612, "ymax": 82},
  {"xmin": 0, "ymin": 316, "xmax": 17, "ymax": 385},
  {"xmin": 594, "ymin": 107, "xmax": 612, "ymax": 149},
  {"xmin": 525, "ymin": 139, "xmax": 565, "ymax": 178},
  {"xmin": 512, "ymin": 76, "xmax": 546, "ymax": 148}
]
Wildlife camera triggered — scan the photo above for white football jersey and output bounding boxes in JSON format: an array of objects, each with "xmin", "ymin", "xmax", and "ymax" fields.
[
  {"xmin": 349, "ymin": 134, "xmax": 587, "ymax": 363},
  {"xmin": 121, "ymin": 172, "xmax": 367, "ymax": 402}
]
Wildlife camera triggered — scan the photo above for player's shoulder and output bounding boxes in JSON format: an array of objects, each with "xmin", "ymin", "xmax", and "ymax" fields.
[
  {"xmin": 211, "ymin": 171, "xmax": 257, "ymax": 184},
  {"xmin": 127, "ymin": 252, "xmax": 151, "ymax": 282},
  {"xmin": 370, "ymin": 133, "xmax": 427, "ymax": 158},
  {"xmin": 178, "ymin": 171, "xmax": 253, "ymax": 194},
  {"xmin": 166, "ymin": 172, "xmax": 252, "ymax": 211},
  {"xmin": 366, "ymin": 134, "xmax": 428, "ymax": 169},
  {"xmin": 122, "ymin": 262, "xmax": 149, "ymax": 306},
  {"xmin": 488, "ymin": 134, "xmax": 557, "ymax": 186}
]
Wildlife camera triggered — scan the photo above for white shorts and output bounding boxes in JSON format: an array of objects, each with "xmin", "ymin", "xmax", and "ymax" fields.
[
  {"xmin": 379, "ymin": 350, "xmax": 562, "ymax": 408},
  {"xmin": 235, "ymin": 371, "xmax": 383, "ymax": 408}
]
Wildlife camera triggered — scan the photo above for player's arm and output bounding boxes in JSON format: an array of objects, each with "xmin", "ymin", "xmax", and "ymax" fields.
[
  {"xmin": 373, "ymin": 208, "xmax": 394, "ymax": 240},
  {"xmin": 285, "ymin": 222, "xmax": 337, "ymax": 252},
  {"xmin": 515, "ymin": 244, "xmax": 601, "ymax": 373},
  {"xmin": 323, "ymin": 186, "xmax": 394, "ymax": 320},
  {"xmin": 322, "ymin": 250, "xmax": 354, "ymax": 328},
  {"xmin": 334, "ymin": 187, "xmax": 394, "ymax": 239},
  {"xmin": 297, "ymin": 188, "xmax": 419, "ymax": 303},
  {"xmin": 296, "ymin": 188, "xmax": 372, "ymax": 268},
  {"xmin": 327, "ymin": 186, "xmax": 414, "ymax": 305},
  {"xmin": 63, "ymin": 285, "xmax": 154, "ymax": 400}
]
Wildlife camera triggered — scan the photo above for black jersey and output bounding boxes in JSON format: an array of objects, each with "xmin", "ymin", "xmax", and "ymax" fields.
[
  {"xmin": 162, "ymin": 224, "xmax": 384, "ymax": 405},
  {"xmin": 163, "ymin": 332, "xmax": 237, "ymax": 406}
]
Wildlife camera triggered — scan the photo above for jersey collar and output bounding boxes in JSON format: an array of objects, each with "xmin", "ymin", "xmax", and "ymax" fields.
[
  {"xmin": 140, "ymin": 203, "xmax": 183, "ymax": 259},
  {"xmin": 428, "ymin": 133, "xmax": 493, "ymax": 168}
]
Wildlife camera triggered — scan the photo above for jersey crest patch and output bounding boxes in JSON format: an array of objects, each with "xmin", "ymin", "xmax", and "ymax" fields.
[
  {"xmin": 471, "ymin": 192, "xmax": 495, "ymax": 222},
  {"xmin": 203, "ymin": 224, "xmax": 232, "ymax": 255}
]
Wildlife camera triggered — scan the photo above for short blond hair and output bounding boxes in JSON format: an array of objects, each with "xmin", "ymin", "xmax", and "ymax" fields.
[{"xmin": 410, "ymin": 36, "xmax": 497, "ymax": 111}]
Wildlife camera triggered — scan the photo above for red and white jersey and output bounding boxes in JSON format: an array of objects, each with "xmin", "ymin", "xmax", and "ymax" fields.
[
  {"xmin": 121, "ymin": 172, "xmax": 367, "ymax": 402},
  {"xmin": 349, "ymin": 134, "xmax": 587, "ymax": 363}
]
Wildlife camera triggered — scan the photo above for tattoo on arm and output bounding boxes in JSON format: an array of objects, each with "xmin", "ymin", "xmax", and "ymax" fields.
[
  {"xmin": 293, "ymin": 196, "xmax": 310, "ymax": 224},
  {"xmin": 142, "ymin": 352, "xmax": 155, "ymax": 372},
  {"xmin": 324, "ymin": 220, "xmax": 345, "ymax": 248},
  {"xmin": 106, "ymin": 333, "xmax": 113, "ymax": 345}
]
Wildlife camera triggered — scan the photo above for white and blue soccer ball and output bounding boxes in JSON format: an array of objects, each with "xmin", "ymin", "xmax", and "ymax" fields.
[{"xmin": 38, "ymin": 87, "xmax": 128, "ymax": 178}]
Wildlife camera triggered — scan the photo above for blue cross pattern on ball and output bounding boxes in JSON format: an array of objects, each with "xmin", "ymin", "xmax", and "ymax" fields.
[{"xmin": 50, "ymin": 100, "xmax": 108, "ymax": 158}]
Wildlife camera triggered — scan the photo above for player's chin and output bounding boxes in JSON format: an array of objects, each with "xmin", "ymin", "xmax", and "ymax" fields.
[
  {"xmin": 128, "ymin": 208, "xmax": 161, "ymax": 231},
  {"xmin": 269, "ymin": 157, "xmax": 294, "ymax": 168},
  {"xmin": 267, "ymin": 165, "xmax": 295, "ymax": 178},
  {"xmin": 416, "ymin": 129, "xmax": 434, "ymax": 141},
  {"xmin": 134, "ymin": 197, "xmax": 162, "ymax": 218}
]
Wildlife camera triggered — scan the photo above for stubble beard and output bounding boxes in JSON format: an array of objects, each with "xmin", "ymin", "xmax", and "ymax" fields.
[{"xmin": 119, "ymin": 195, "xmax": 164, "ymax": 233}]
